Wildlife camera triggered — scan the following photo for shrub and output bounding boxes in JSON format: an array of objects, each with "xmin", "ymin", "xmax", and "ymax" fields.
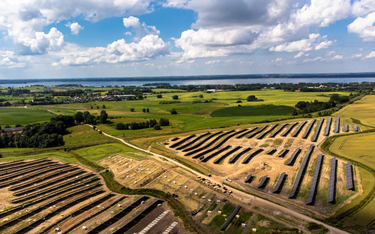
[
  {"xmin": 172, "ymin": 95, "xmax": 178, "ymax": 100},
  {"xmin": 247, "ymin": 95, "xmax": 258, "ymax": 101},
  {"xmin": 154, "ymin": 124, "xmax": 161, "ymax": 130},
  {"xmin": 130, "ymin": 108, "xmax": 135, "ymax": 112},
  {"xmin": 157, "ymin": 94, "xmax": 162, "ymax": 98},
  {"xmin": 199, "ymin": 94, "xmax": 203, "ymax": 98},
  {"xmin": 170, "ymin": 108, "xmax": 178, "ymax": 114}
]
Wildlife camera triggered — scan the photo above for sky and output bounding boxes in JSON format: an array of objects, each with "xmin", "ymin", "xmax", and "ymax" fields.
[{"xmin": 0, "ymin": 0, "xmax": 375, "ymax": 79}]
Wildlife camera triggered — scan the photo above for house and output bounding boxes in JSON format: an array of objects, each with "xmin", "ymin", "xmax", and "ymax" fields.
[{"xmin": 3, "ymin": 127, "xmax": 24, "ymax": 135}]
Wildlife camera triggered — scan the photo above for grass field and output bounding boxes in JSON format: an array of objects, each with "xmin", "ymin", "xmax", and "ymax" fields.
[
  {"xmin": 63, "ymin": 124, "xmax": 109, "ymax": 145},
  {"xmin": 210, "ymin": 105, "xmax": 295, "ymax": 117},
  {"xmin": 0, "ymin": 107, "xmax": 55, "ymax": 126},
  {"xmin": 75, "ymin": 142, "xmax": 148, "ymax": 162},
  {"xmin": 0, "ymin": 151, "xmax": 78, "ymax": 164}
]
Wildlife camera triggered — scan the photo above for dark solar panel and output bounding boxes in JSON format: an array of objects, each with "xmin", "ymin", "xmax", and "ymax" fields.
[
  {"xmin": 325, "ymin": 117, "xmax": 332, "ymax": 136},
  {"xmin": 346, "ymin": 162, "xmax": 354, "ymax": 190},
  {"xmin": 302, "ymin": 119, "xmax": 316, "ymax": 139},
  {"xmin": 236, "ymin": 127, "xmax": 258, "ymax": 138},
  {"xmin": 170, "ymin": 134, "xmax": 196, "ymax": 148},
  {"xmin": 306, "ymin": 154, "xmax": 324, "ymax": 205},
  {"xmin": 267, "ymin": 149, "xmax": 277, "ymax": 155},
  {"xmin": 258, "ymin": 175, "xmax": 268, "ymax": 188},
  {"xmin": 335, "ymin": 117, "xmax": 340, "ymax": 133},
  {"xmin": 183, "ymin": 131, "xmax": 223, "ymax": 153},
  {"xmin": 282, "ymin": 122, "xmax": 298, "ymax": 137},
  {"xmin": 273, "ymin": 172, "xmax": 286, "ymax": 193},
  {"xmin": 201, "ymin": 145, "xmax": 231, "ymax": 162},
  {"xmin": 245, "ymin": 174, "xmax": 252, "ymax": 183},
  {"xmin": 257, "ymin": 124, "xmax": 279, "ymax": 139},
  {"xmin": 312, "ymin": 118, "xmax": 325, "ymax": 142},
  {"xmin": 220, "ymin": 205, "xmax": 242, "ymax": 231},
  {"xmin": 345, "ymin": 124, "xmax": 349, "ymax": 132},
  {"xmin": 289, "ymin": 144, "xmax": 315, "ymax": 198},
  {"xmin": 278, "ymin": 149, "xmax": 289, "ymax": 158},
  {"xmin": 214, "ymin": 146, "xmax": 242, "ymax": 164},
  {"xmin": 270, "ymin": 123, "xmax": 289, "ymax": 138},
  {"xmin": 248, "ymin": 125, "xmax": 268, "ymax": 138},
  {"xmin": 185, "ymin": 130, "xmax": 234, "ymax": 156},
  {"xmin": 287, "ymin": 148, "xmax": 301, "ymax": 166},
  {"xmin": 354, "ymin": 125, "xmax": 358, "ymax": 132},
  {"xmin": 176, "ymin": 132, "xmax": 210, "ymax": 150},
  {"xmin": 242, "ymin": 149, "xmax": 264, "ymax": 164},
  {"xmin": 292, "ymin": 121, "xmax": 307, "ymax": 137},
  {"xmin": 327, "ymin": 157, "xmax": 337, "ymax": 203},
  {"xmin": 229, "ymin": 148, "xmax": 251, "ymax": 164}
]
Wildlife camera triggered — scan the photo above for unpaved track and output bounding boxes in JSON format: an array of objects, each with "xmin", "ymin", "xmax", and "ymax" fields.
[{"xmin": 88, "ymin": 124, "xmax": 348, "ymax": 234}]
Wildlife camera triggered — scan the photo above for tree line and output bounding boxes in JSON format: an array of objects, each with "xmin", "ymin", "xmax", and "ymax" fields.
[{"xmin": 115, "ymin": 118, "xmax": 170, "ymax": 130}]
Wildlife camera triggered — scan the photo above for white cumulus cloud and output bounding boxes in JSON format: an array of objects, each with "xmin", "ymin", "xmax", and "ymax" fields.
[
  {"xmin": 66, "ymin": 22, "xmax": 84, "ymax": 35},
  {"xmin": 365, "ymin": 51, "xmax": 375, "ymax": 58},
  {"xmin": 123, "ymin": 16, "xmax": 159, "ymax": 40},
  {"xmin": 348, "ymin": 12, "xmax": 375, "ymax": 41},
  {"xmin": 269, "ymin": 34, "xmax": 333, "ymax": 52}
]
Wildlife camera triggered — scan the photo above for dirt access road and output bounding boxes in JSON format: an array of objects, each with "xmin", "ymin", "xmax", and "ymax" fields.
[{"xmin": 88, "ymin": 124, "xmax": 348, "ymax": 234}]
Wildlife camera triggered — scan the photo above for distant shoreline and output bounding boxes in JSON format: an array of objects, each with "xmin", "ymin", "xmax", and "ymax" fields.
[{"xmin": 2, "ymin": 72, "xmax": 375, "ymax": 84}]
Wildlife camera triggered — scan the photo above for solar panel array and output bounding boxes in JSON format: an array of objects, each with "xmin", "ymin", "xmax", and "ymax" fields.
[
  {"xmin": 346, "ymin": 162, "xmax": 354, "ymax": 190},
  {"xmin": 327, "ymin": 157, "xmax": 337, "ymax": 203},
  {"xmin": 278, "ymin": 149, "xmax": 289, "ymax": 158},
  {"xmin": 258, "ymin": 175, "xmax": 268, "ymax": 188},
  {"xmin": 345, "ymin": 124, "xmax": 349, "ymax": 132},
  {"xmin": 183, "ymin": 131, "xmax": 223, "ymax": 152},
  {"xmin": 257, "ymin": 124, "xmax": 279, "ymax": 139},
  {"xmin": 267, "ymin": 149, "xmax": 277, "ymax": 155},
  {"xmin": 302, "ymin": 119, "xmax": 316, "ymax": 139},
  {"xmin": 312, "ymin": 118, "xmax": 325, "ymax": 142},
  {"xmin": 176, "ymin": 132, "xmax": 210, "ymax": 150},
  {"xmin": 229, "ymin": 148, "xmax": 251, "ymax": 164},
  {"xmin": 287, "ymin": 148, "xmax": 301, "ymax": 166},
  {"xmin": 335, "ymin": 117, "xmax": 340, "ymax": 133},
  {"xmin": 220, "ymin": 205, "xmax": 242, "ymax": 231},
  {"xmin": 214, "ymin": 129, "xmax": 247, "ymax": 148},
  {"xmin": 292, "ymin": 121, "xmax": 307, "ymax": 137},
  {"xmin": 170, "ymin": 134, "xmax": 196, "ymax": 148},
  {"xmin": 200, "ymin": 145, "xmax": 231, "ymax": 162},
  {"xmin": 214, "ymin": 146, "xmax": 242, "ymax": 164},
  {"xmin": 282, "ymin": 122, "xmax": 298, "ymax": 137},
  {"xmin": 306, "ymin": 154, "xmax": 323, "ymax": 205},
  {"xmin": 289, "ymin": 144, "xmax": 315, "ymax": 198},
  {"xmin": 245, "ymin": 174, "xmax": 252, "ymax": 183},
  {"xmin": 354, "ymin": 125, "xmax": 358, "ymax": 132},
  {"xmin": 185, "ymin": 130, "xmax": 234, "ymax": 156},
  {"xmin": 248, "ymin": 125, "xmax": 268, "ymax": 138},
  {"xmin": 325, "ymin": 117, "xmax": 332, "ymax": 136},
  {"xmin": 273, "ymin": 172, "xmax": 286, "ymax": 193},
  {"xmin": 242, "ymin": 149, "xmax": 264, "ymax": 164},
  {"xmin": 270, "ymin": 123, "xmax": 289, "ymax": 138},
  {"xmin": 236, "ymin": 127, "xmax": 258, "ymax": 139}
]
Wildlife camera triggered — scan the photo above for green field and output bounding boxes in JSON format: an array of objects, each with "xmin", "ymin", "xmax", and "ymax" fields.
[
  {"xmin": 63, "ymin": 124, "xmax": 110, "ymax": 146},
  {"xmin": 0, "ymin": 107, "xmax": 55, "ymax": 126},
  {"xmin": 210, "ymin": 105, "xmax": 295, "ymax": 117}
]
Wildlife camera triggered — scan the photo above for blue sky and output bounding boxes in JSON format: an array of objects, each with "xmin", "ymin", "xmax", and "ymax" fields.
[{"xmin": 0, "ymin": 0, "xmax": 375, "ymax": 79}]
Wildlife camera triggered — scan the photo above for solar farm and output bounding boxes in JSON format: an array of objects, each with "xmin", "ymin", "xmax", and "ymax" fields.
[
  {"xmin": 0, "ymin": 159, "xmax": 185, "ymax": 234},
  {"xmin": 165, "ymin": 117, "xmax": 360, "ymax": 214}
]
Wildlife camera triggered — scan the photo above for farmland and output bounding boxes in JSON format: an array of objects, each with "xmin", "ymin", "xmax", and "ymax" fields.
[{"xmin": 0, "ymin": 108, "xmax": 55, "ymax": 126}]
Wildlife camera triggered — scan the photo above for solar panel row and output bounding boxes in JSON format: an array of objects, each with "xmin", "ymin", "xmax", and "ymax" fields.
[
  {"xmin": 289, "ymin": 144, "xmax": 315, "ymax": 198},
  {"xmin": 213, "ymin": 146, "xmax": 242, "ymax": 164},
  {"xmin": 236, "ymin": 127, "xmax": 258, "ymax": 139},
  {"xmin": 183, "ymin": 131, "xmax": 223, "ymax": 152},
  {"xmin": 258, "ymin": 175, "xmax": 268, "ymax": 188},
  {"xmin": 312, "ymin": 118, "xmax": 325, "ymax": 142},
  {"xmin": 257, "ymin": 124, "xmax": 279, "ymax": 139},
  {"xmin": 325, "ymin": 117, "xmax": 332, "ymax": 136},
  {"xmin": 278, "ymin": 149, "xmax": 289, "ymax": 158},
  {"xmin": 185, "ymin": 130, "xmax": 234, "ymax": 156},
  {"xmin": 306, "ymin": 154, "xmax": 324, "ymax": 205},
  {"xmin": 287, "ymin": 148, "xmax": 301, "ymax": 166},
  {"xmin": 199, "ymin": 145, "xmax": 232, "ymax": 161},
  {"xmin": 354, "ymin": 125, "xmax": 358, "ymax": 132},
  {"xmin": 345, "ymin": 124, "xmax": 349, "ymax": 132},
  {"xmin": 192, "ymin": 143, "xmax": 224, "ymax": 158},
  {"xmin": 267, "ymin": 149, "xmax": 277, "ymax": 155},
  {"xmin": 292, "ymin": 121, "xmax": 308, "ymax": 137},
  {"xmin": 327, "ymin": 157, "xmax": 337, "ymax": 203},
  {"xmin": 273, "ymin": 172, "xmax": 286, "ymax": 193},
  {"xmin": 242, "ymin": 149, "xmax": 264, "ymax": 164},
  {"xmin": 220, "ymin": 205, "xmax": 242, "ymax": 231},
  {"xmin": 245, "ymin": 174, "xmax": 252, "ymax": 183},
  {"xmin": 248, "ymin": 125, "xmax": 269, "ymax": 138},
  {"xmin": 302, "ymin": 119, "xmax": 316, "ymax": 139},
  {"xmin": 229, "ymin": 148, "xmax": 251, "ymax": 164},
  {"xmin": 215, "ymin": 129, "xmax": 247, "ymax": 148},
  {"xmin": 170, "ymin": 134, "xmax": 196, "ymax": 148},
  {"xmin": 335, "ymin": 117, "xmax": 340, "ymax": 133},
  {"xmin": 346, "ymin": 162, "xmax": 354, "ymax": 190},
  {"xmin": 270, "ymin": 123, "xmax": 289, "ymax": 138},
  {"xmin": 282, "ymin": 122, "xmax": 299, "ymax": 137},
  {"xmin": 176, "ymin": 132, "xmax": 210, "ymax": 150}
]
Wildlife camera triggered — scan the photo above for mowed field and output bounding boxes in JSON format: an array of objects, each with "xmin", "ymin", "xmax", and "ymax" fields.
[{"xmin": 0, "ymin": 107, "xmax": 55, "ymax": 126}]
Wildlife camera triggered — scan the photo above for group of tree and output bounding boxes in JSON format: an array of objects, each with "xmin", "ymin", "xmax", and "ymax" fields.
[
  {"xmin": 74, "ymin": 110, "xmax": 108, "ymax": 125},
  {"xmin": 114, "ymin": 118, "xmax": 170, "ymax": 130},
  {"xmin": 294, "ymin": 94, "xmax": 352, "ymax": 115}
]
